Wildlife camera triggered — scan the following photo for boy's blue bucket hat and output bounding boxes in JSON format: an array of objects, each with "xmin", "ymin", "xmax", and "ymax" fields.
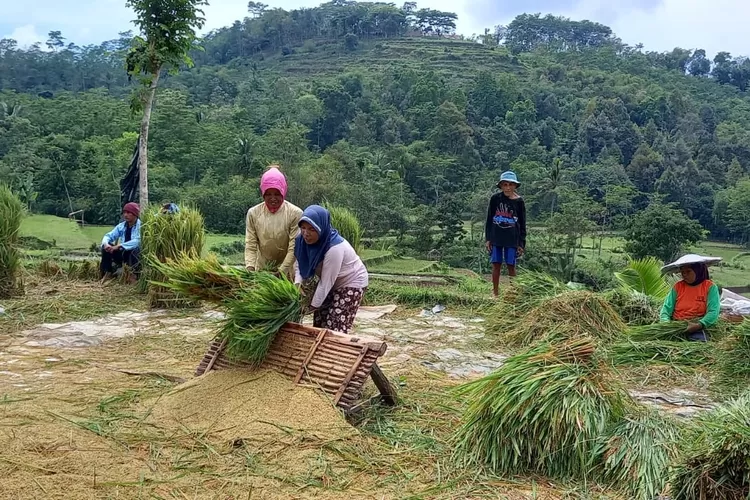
[{"xmin": 498, "ymin": 171, "xmax": 520, "ymax": 187}]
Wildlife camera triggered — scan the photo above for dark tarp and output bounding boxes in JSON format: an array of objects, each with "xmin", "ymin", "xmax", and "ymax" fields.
[{"xmin": 120, "ymin": 135, "xmax": 140, "ymax": 205}]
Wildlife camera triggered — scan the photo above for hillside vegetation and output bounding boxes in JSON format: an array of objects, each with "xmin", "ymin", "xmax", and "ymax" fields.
[{"xmin": 3, "ymin": 3, "xmax": 750, "ymax": 281}]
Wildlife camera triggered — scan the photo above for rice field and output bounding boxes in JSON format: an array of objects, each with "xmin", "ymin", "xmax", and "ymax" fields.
[{"xmin": 2, "ymin": 262, "xmax": 750, "ymax": 499}]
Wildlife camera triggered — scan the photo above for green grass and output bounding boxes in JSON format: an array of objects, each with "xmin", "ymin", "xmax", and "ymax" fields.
[
  {"xmin": 369, "ymin": 257, "xmax": 437, "ymax": 274},
  {"xmin": 21, "ymin": 215, "xmax": 244, "ymax": 258},
  {"xmin": 20, "ymin": 215, "xmax": 97, "ymax": 250}
]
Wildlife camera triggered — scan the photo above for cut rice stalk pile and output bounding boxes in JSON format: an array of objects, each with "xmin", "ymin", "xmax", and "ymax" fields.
[
  {"xmin": 669, "ymin": 392, "xmax": 750, "ymax": 500},
  {"xmin": 453, "ymin": 338, "xmax": 629, "ymax": 479},
  {"xmin": 604, "ymin": 288, "xmax": 661, "ymax": 326},
  {"xmin": 497, "ymin": 290, "xmax": 625, "ymax": 348},
  {"xmin": 149, "ymin": 253, "xmax": 257, "ymax": 303},
  {"xmin": 325, "ymin": 204, "xmax": 362, "ymax": 254},
  {"xmin": 596, "ymin": 407, "xmax": 682, "ymax": 500},
  {"xmin": 484, "ymin": 272, "xmax": 567, "ymax": 334},
  {"xmin": 146, "ymin": 369, "xmax": 354, "ymax": 442},
  {"xmin": 219, "ymin": 272, "xmax": 302, "ymax": 363},
  {"xmin": 140, "ymin": 205, "xmax": 205, "ymax": 308},
  {"xmin": 608, "ymin": 340, "xmax": 712, "ymax": 367},
  {"xmin": 0, "ymin": 184, "xmax": 24, "ymax": 299},
  {"xmin": 716, "ymin": 319, "xmax": 750, "ymax": 393}
]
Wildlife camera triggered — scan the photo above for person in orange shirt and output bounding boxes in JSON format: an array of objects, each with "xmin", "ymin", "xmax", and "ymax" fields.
[{"xmin": 659, "ymin": 255, "xmax": 721, "ymax": 342}]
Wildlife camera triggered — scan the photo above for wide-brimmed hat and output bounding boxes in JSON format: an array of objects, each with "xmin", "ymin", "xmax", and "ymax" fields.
[
  {"xmin": 661, "ymin": 254, "xmax": 722, "ymax": 275},
  {"xmin": 498, "ymin": 171, "xmax": 520, "ymax": 187}
]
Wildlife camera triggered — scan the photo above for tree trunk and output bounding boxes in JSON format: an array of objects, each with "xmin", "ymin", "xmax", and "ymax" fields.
[{"xmin": 138, "ymin": 69, "xmax": 161, "ymax": 208}]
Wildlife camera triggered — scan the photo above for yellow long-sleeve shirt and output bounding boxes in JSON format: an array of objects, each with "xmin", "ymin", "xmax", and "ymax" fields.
[{"xmin": 244, "ymin": 201, "xmax": 302, "ymax": 277}]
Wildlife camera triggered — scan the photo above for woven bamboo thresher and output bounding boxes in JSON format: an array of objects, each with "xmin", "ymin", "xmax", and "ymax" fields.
[{"xmin": 196, "ymin": 322, "xmax": 397, "ymax": 415}]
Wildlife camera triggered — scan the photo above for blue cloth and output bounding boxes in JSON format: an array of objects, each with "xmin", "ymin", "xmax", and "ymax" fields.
[
  {"xmin": 490, "ymin": 246, "xmax": 517, "ymax": 265},
  {"xmin": 163, "ymin": 203, "xmax": 180, "ymax": 214},
  {"xmin": 687, "ymin": 329, "xmax": 708, "ymax": 342},
  {"xmin": 101, "ymin": 219, "xmax": 141, "ymax": 251},
  {"xmin": 294, "ymin": 205, "xmax": 344, "ymax": 280}
]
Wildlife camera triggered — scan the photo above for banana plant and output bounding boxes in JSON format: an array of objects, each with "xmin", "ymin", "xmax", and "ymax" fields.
[{"xmin": 614, "ymin": 257, "xmax": 673, "ymax": 300}]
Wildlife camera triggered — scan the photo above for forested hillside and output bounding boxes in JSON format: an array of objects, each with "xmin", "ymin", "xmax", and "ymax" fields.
[{"xmin": 3, "ymin": 3, "xmax": 750, "ymax": 269}]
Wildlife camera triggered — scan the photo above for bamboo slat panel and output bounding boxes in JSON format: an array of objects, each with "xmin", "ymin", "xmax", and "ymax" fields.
[{"xmin": 195, "ymin": 322, "xmax": 390, "ymax": 412}]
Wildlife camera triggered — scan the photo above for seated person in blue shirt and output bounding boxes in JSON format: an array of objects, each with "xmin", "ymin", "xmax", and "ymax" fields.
[{"xmin": 100, "ymin": 202, "xmax": 141, "ymax": 282}]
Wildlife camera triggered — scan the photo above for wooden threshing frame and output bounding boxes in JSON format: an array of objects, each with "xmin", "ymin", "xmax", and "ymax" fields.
[{"xmin": 196, "ymin": 322, "xmax": 397, "ymax": 415}]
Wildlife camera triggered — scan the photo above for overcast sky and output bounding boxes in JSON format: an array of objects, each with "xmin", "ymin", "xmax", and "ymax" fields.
[{"xmin": 1, "ymin": 0, "xmax": 748, "ymax": 58}]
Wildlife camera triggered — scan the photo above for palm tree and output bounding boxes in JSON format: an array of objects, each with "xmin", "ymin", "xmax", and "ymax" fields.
[{"xmin": 534, "ymin": 157, "xmax": 573, "ymax": 215}]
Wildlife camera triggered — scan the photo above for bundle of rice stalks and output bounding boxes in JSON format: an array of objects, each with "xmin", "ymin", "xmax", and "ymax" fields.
[
  {"xmin": 608, "ymin": 339, "xmax": 712, "ymax": 367},
  {"xmin": 219, "ymin": 272, "xmax": 302, "ymax": 364},
  {"xmin": 596, "ymin": 407, "xmax": 682, "ymax": 500},
  {"xmin": 669, "ymin": 392, "xmax": 750, "ymax": 500},
  {"xmin": 604, "ymin": 288, "xmax": 661, "ymax": 326},
  {"xmin": 453, "ymin": 338, "xmax": 629, "ymax": 479},
  {"xmin": 148, "ymin": 253, "xmax": 256, "ymax": 303},
  {"xmin": 325, "ymin": 204, "xmax": 362, "ymax": 254},
  {"xmin": 0, "ymin": 185, "xmax": 24, "ymax": 298},
  {"xmin": 499, "ymin": 290, "xmax": 625, "ymax": 348},
  {"xmin": 484, "ymin": 271, "xmax": 566, "ymax": 335},
  {"xmin": 625, "ymin": 321, "xmax": 689, "ymax": 342},
  {"xmin": 139, "ymin": 205, "xmax": 205, "ymax": 308}
]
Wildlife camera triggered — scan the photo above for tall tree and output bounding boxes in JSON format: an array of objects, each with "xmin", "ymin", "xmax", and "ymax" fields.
[{"xmin": 125, "ymin": 0, "xmax": 207, "ymax": 207}]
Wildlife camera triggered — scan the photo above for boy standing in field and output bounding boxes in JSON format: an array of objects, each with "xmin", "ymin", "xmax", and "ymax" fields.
[{"xmin": 485, "ymin": 171, "xmax": 526, "ymax": 297}]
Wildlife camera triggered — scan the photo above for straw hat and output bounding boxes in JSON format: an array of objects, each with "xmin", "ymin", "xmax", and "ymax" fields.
[{"xmin": 660, "ymin": 254, "xmax": 722, "ymax": 275}]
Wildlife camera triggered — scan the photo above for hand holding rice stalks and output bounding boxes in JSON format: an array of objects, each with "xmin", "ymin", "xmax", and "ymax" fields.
[
  {"xmin": 453, "ymin": 338, "xmax": 629, "ymax": 479},
  {"xmin": 624, "ymin": 321, "xmax": 691, "ymax": 342}
]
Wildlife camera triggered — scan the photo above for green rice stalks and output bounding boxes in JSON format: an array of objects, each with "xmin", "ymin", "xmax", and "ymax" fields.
[
  {"xmin": 148, "ymin": 253, "xmax": 257, "ymax": 303},
  {"xmin": 325, "ymin": 204, "xmax": 362, "ymax": 254},
  {"xmin": 0, "ymin": 185, "xmax": 24, "ymax": 298},
  {"xmin": 219, "ymin": 272, "xmax": 302, "ymax": 364},
  {"xmin": 716, "ymin": 319, "xmax": 750, "ymax": 394},
  {"xmin": 498, "ymin": 290, "xmax": 626, "ymax": 348},
  {"xmin": 625, "ymin": 321, "xmax": 690, "ymax": 342},
  {"xmin": 604, "ymin": 288, "xmax": 661, "ymax": 326},
  {"xmin": 484, "ymin": 271, "xmax": 567, "ymax": 335},
  {"xmin": 139, "ymin": 205, "xmax": 206, "ymax": 308},
  {"xmin": 453, "ymin": 338, "xmax": 629, "ymax": 480},
  {"xmin": 669, "ymin": 392, "xmax": 750, "ymax": 500},
  {"xmin": 608, "ymin": 340, "xmax": 712, "ymax": 367},
  {"xmin": 596, "ymin": 407, "xmax": 682, "ymax": 500}
]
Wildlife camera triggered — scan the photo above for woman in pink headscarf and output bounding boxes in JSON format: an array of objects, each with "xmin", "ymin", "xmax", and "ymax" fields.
[{"xmin": 244, "ymin": 165, "xmax": 303, "ymax": 277}]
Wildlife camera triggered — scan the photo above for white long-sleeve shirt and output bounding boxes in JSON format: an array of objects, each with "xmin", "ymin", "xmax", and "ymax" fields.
[{"xmin": 294, "ymin": 240, "xmax": 368, "ymax": 308}]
